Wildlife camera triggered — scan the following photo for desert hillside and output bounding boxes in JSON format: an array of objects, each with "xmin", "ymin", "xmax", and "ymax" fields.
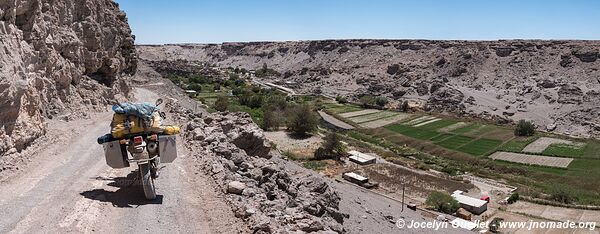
[
  {"xmin": 0, "ymin": 0, "xmax": 137, "ymax": 157},
  {"xmin": 137, "ymin": 40, "xmax": 600, "ymax": 138}
]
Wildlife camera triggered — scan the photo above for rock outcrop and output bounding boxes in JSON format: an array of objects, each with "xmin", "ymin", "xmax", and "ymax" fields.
[
  {"xmin": 0, "ymin": 0, "xmax": 136, "ymax": 157},
  {"xmin": 137, "ymin": 40, "xmax": 600, "ymax": 137},
  {"xmin": 183, "ymin": 111, "xmax": 346, "ymax": 233}
]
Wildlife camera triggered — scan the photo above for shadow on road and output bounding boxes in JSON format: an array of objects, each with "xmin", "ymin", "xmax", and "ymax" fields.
[{"xmin": 80, "ymin": 171, "xmax": 163, "ymax": 208}]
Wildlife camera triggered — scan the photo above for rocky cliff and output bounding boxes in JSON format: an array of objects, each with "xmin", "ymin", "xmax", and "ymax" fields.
[
  {"xmin": 0, "ymin": 0, "xmax": 136, "ymax": 157},
  {"xmin": 137, "ymin": 40, "xmax": 600, "ymax": 137}
]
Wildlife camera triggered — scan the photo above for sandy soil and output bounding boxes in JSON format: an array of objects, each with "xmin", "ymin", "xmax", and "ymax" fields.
[{"xmin": 264, "ymin": 131, "xmax": 323, "ymax": 158}]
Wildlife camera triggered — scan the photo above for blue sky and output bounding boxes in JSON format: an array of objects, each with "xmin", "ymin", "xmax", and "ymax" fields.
[{"xmin": 115, "ymin": 0, "xmax": 600, "ymax": 44}]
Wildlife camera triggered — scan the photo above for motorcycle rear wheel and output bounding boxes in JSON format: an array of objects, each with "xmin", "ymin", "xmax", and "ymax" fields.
[{"xmin": 139, "ymin": 163, "xmax": 156, "ymax": 200}]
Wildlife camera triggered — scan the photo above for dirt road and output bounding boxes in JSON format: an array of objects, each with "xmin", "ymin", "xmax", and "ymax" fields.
[{"xmin": 0, "ymin": 88, "xmax": 243, "ymax": 233}]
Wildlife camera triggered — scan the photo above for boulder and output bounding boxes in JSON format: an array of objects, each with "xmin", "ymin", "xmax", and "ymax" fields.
[{"xmin": 227, "ymin": 181, "xmax": 246, "ymax": 194}]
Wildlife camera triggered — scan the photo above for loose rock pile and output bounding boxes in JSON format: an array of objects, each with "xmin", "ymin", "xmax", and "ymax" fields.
[{"xmin": 183, "ymin": 111, "xmax": 346, "ymax": 233}]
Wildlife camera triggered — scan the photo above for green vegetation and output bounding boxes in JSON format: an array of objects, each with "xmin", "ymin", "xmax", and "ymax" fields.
[
  {"xmin": 358, "ymin": 95, "xmax": 388, "ymax": 108},
  {"xmin": 399, "ymin": 100, "xmax": 409, "ymax": 112},
  {"xmin": 314, "ymin": 133, "xmax": 347, "ymax": 161},
  {"xmin": 507, "ymin": 192, "xmax": 519, "ymax": 204},
  {"xmin": 214, "ymin": 96, "xmax": 229, "ymax": 112},
  {"xmin": 515, "ymin": 120, "xmax": 536, "ymax": 136},
  {"xmin": 497, "ymin": 136, "xmax": 538, "ymax": 152},
  {"xmin": 303, "ymin": 160, "xmax": 327, "ymax": 171},
  {"xmin": 430, "ymin": 134, "xmax": 454, "ymax": 142},
  {"xmin": 287, "ymin": 103, "xmax": 318, "ymax": 136},
  {"xmin": 425, "ymin": 191, "xmax": 460, "ymax": 214},
  {"xmin": 255, "ymin": 63, "xmax": 280, "ymax": 78},
  {"xmin": 335, "ymin": 95, "xmax": 348, "ymax": 104},
  {"xmin": 543, "ymin": 144, "xmax": 584, "ymax": 158},
  {"xmin": 375, "ymin": 96, "xmax": 389, "ymax": 107},
  {"xmin": 549, "ymin": 185, "xmax": 578, "ymax": 204},
  {"xmin": 325, "ymin": 104, "xmax": 363, "ymax": 114},
  {"xmin": 386, "ymin": 124, "xmax": 440, "ymax": 140},
  {"xmin": 436, "ymin": 135, "xmax": 474, "ymax": 149},
  {"xmin": 457, "ymin": 138, "xmax": 503, "ymax": 156},
  {"xmin": 451, "ymin": 123, "xmax": 482, "ymax": 134}
]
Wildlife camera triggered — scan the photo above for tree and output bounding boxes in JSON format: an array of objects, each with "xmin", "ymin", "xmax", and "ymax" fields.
[
  {"xmin": 400, "ymin": 100, "xmax": 410, "ymax": 112},
  {"xmin": 514, "ymin": 120, "xmax": 535, "ymax": 136},
  {"xmin": 213, "ymin": 83, "xmax": 221, "ymax": 91},
  {"xmin": 262, "ymin": 108, "xmax": 280, "ymax": 131},
  {"xmin": 287, "ymin": 104, "xmax": 318, "ymax": 136},
  {"xmin": 214, "ymin": 96, "xmax": 229, "ymax": 112},
  {"xmin": 550, "ymin": 186, "xmax": 577, "ymax": 204},
  {"xmin": 375, "ymin": 96, "xmax": 389, "ymax": 107},
  {"xmin": 248, "ymin": 95, "xmax": 263, "ymax": 108},
  {"xmin": 187, "ymin": 83, "xmax": 202, "ymax": 92},
  {"xmin": 425, "ymin": 191, "xmax": 460, "ymax": 214},
  {"xmin": 314, "ymin": 133, "xmax": 346, "ymax": 161},
  {"xmin": 507, "ymin": 192, "xmax": 519, "ymax": 204},
  {"xmin": 335, "ymin": 96, "xmax": 348, "ymax": 104},
  {"xmin": 359, "ymin": 95, "xmax": 376, "ymax": 108}
]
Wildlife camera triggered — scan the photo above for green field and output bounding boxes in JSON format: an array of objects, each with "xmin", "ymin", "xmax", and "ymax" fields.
[
  {"xmin": 543, "ymin": 144, "xmax": 585, "ymax": 158},
  {"xmin": 458, "ymin": 138, "xmax": 503, "ymax": 156},
  {"xmin": 325, "ymin": 105, "xmax": 363, "ymax": 114},
  {"xmin": 348, "ymin": 111, "xmax": 398, "ymax": 123},
  {"xmin": 436, "ymin": 135, "xmax": 475, "ymax": 149},
  {"xmin": 430, "ymin": 133, "xmax": 454, "ymax": 142},
  {"xmin": 415, "ymin": 119, "xmax": 459, "ymax": 131},
  {"xmin": 385, "ymin": 124, "xmax": 441, "ymax": 140},
  {"xmin": 451, "ymin": 123, "xmax": 482, "ymax": 134},
  {"xmin": 497, "ymin": 136, "xmax": 538, "ymax": 152}
]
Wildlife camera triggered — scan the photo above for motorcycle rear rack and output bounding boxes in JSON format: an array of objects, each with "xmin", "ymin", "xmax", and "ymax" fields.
[{"xmin": 129, "ymin": 155, "xmax": 158, "ymax": 164}]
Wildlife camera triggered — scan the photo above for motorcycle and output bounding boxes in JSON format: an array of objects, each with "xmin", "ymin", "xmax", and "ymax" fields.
[{"xmin": 98, "ymin": 99, "xmax": 178, "ymax": 200}]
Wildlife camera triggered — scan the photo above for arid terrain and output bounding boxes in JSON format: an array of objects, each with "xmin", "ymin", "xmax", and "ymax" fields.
[
  {"xmin": 2, "ymin": 0, "xmax": 600, "ymax": 233},
  {"xmin": 137, "ymin": 41, "xmax": 600, "ymax": 138}
]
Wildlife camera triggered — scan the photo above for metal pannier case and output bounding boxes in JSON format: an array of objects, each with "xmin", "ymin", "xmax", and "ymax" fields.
[
  {"xmin": 158, "ymin": 135, "xmax": 177, "ymax": 163},
  {"xmin": 102, "ymin": 140, "xmax": 129, "ymax": 168}
]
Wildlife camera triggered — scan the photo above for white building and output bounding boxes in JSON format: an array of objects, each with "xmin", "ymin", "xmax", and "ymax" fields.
[
  {"xmin": 452, "ymin": 190, "xmax": 488, "ymax": 215},
  {"xmin": 348, "ymin": 150, "xmax": 376, "ymax": 165}
]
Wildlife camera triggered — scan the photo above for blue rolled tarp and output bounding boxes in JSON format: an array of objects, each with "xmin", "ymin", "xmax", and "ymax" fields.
[{"xmin": 112, "ymin": 102, "xmax": 158, "ymax": 121}]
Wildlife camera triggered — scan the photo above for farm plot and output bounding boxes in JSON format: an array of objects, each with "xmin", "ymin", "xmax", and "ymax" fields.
[
  {"xmin": 489, "ymin": 152, "xmax": 574, "ymax": 168},
  {"xmin": 325, "ymin": 105, "xmax": 363, "ymax": 114},
  {"xmin": 404, "ymin": 116, "xmax": 436, "ymax": 125},
  {"xmin": 413, "ymin": 118, "xmax": 441, "ymax": 127},
  {"xmin": 348, "ymin": 111, "xmax": 398, "ymax": 124},
  {"xmin": 457, "ymin": 138, "xmax": 503, "ymax": 156},
  {"xmin": 451, "ymin": 123, "xmax": 482, "ymax": 134},
  {"xmin": 435, "ymin": 135, "xmax": 475, "ymax": 149},
  {"xmin": 542, "ymin": 144, "xmax": 586, "ymax": 158},
  {"xmin": 359, "ymin": 113, "xmax": 412, "ymax": 128},
  {"xmin": 439, "ymin": 122, "xmax": 468, "ymax": 132},
  {"xmin": 522, "ymin": 137, "xmax": 584, "ymax": 153},
  {"xmin": 352, "ymin": 164, "xmax": 474, "ymax": 199},
  {"xmin": 385, "ymin": 124, "xmax": 440, "ymax": 140},
  {"xmin": 339, "ymin": 109, "xmax": 380, "ymax": 118}
]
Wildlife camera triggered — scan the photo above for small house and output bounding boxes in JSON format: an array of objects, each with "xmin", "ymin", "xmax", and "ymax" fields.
[
  {"xmin": 348, "ymin": 150, "xmax": 376, "ymax": 165},
  {"xmin": 452, "ymin": 190, "xmax": 488, "ymax": 215}
]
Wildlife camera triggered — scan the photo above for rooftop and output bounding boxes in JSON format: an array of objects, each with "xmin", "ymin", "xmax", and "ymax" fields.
[{"xmin": 452, "ymin": 191, "xmax": 487, "ymax": 207}]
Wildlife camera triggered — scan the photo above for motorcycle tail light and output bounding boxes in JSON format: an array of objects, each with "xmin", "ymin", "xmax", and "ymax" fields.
[{"xmin": 133, "ymin": 136, "xmax": 143, "ymax": 144}]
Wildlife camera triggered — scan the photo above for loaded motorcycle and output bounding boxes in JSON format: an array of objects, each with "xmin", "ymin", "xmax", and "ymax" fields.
[{"xmin": 97, "ymin": 99, "xmax": 179, "ymax": 200}]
